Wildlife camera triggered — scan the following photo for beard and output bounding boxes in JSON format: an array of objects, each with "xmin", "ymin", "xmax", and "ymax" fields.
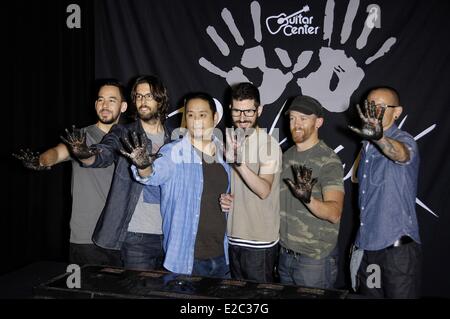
[
  {"xmin": 234, "ymin": 117, "xmax": 258, "ymax": 132},
  {"xmin": 99, "ymin": 117, "xmax": 117, "ymax": 125},
  {"xmin": 291, "ymin": 127, "xmax": 313, "ymax": 143},
  {"xmin": 138, "ymin": 105, "xmax": 159, "ymax": 122},
  {"xmin": 97, "ymin": 109, "xmax": 119, "ymax": 125}
]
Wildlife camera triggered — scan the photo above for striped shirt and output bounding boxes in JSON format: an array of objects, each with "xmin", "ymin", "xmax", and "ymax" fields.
[{"xmin": 228, "ymin": 236, "xmax": 279, "ymax": 249}]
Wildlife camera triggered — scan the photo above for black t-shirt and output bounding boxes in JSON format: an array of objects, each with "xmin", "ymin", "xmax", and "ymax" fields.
[{"xmin": 194, "ymin": 150, "xmax": 228, "ymax": 259}]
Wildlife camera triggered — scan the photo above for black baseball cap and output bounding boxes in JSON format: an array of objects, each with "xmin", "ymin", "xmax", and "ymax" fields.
[{"xmin": 285, "ymin": 95, "xmax": 324, "ymax": 118}]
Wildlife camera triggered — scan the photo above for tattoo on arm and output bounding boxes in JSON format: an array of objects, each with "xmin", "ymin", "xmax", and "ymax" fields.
[{"xmin": 376, "ymin": 137, "xmax": 410, "ymax": 162}]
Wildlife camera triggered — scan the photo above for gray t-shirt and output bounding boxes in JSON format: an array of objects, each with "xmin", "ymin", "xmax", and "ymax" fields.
[
  {"xmin": 127, "ymin": 131, "xmax": 165, "ymax": 234},
  {"xmin": 70, "ymin": 125, "xmax": 114, "ymax": 244}
]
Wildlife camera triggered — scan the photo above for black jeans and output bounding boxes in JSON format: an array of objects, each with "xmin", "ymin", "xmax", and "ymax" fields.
[
  {"xmin": 120, "ymin": 232, "xmax": 164, "ymax": 271},
  {"xmin": 357, "ymin": 241, "xmax": 422, "ymax": 298},
  {"xmin": 69, "ymin": 243, "xmax": 122, "ymax": 267},
  {"xmin": 229, "ymin": 244, "xmax": 278, "ymax": 283}
]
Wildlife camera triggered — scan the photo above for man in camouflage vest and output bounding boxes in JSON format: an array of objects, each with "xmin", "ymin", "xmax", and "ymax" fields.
[{"xmin": 279, "ymin": 95, "xmax": 345, "ymax": 289}]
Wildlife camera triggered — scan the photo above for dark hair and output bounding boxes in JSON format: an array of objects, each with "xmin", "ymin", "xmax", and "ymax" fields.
[
  {"xmin": 369, "ymin": 86, "xmax": 401, "ymax": 104},
  {"xmin": 231, "ymin": 82, "xmax": 260, "ymax": 107},
  {"xmin": 97, "ymin": 79, "xmax": 126, "ymax": 102},
  {"xmin": 184, "ymin": 92, "xmax": 216, "ymax": 114},
  {"xmin": 130, "ymin": 75, "xmax": 169, "ymax": 122}
]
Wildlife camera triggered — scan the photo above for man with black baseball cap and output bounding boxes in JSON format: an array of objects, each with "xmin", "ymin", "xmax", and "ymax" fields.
[
  {"xmin": 284, "ymin": 95, "xmax": 324, "ymax": 118},
  {"xmin": 279, "ymin": 95, "xmax": 345, "ymax": 289}
]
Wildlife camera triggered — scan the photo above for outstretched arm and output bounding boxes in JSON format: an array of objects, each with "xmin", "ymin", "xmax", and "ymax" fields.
[
  {"xmin": 60, "ymin": 125, "xmax": 100, "ymax": 165},
  {"xmin": 120, "ymin": 131, "xmax": 161, "ymax": 178},
  {"xmin": 12, "ymin": 143, "xmax": 70, "ymax": 171},
  {"xmin": 373, "ymin": 137, "xmax": 410, "ymax": 163},
  {"xmin": 348, "ymin": 100, "xmax": 385, "ymax": 141},
  {"xmin": 349, "ymin": 101, "xmax": 410, "ymax": 163},
  {"xmin": 39, "ymin": 143, "xmax": 71, "ymax": 167},
  {"xmin": 130, "ymin": 142, "xmax": 174, "ymax": 187}
]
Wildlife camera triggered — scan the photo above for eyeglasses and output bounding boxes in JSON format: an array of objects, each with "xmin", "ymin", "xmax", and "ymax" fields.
[
  {"xmin": 135, "ymin": 93, "xmax": 154, "ymax": 102},
  {"xmin": 374, "ymin": 103, "xmax": 398, "ymax": 108},
  {"xmin": 231, "ymin": 108, "xmax": 257, "ymax": 117}
]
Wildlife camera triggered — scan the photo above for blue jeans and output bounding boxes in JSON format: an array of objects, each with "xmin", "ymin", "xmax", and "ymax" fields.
[
  {"xmin": 192, "ymin": 255, "xmax": 230, "ymax": 279},
  {"xmin": 121, "ymin": 232, "xmax": 164, "ymax": 271},
  {"xmin": 229, "ymin": 244, "xmax": 278, "ymax": 283},
  {"xmin": 278, "ymin": 246, "xmax": 338, "ymax": 289}
]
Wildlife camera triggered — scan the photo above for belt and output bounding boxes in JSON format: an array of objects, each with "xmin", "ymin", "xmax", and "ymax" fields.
[
  {"xmin": 388, "ymin": 235, "xmax": 414, "ymax": 249},
  {"xmin": 281, "ymin": 246, "xmax": 302, "ymax": 257}
]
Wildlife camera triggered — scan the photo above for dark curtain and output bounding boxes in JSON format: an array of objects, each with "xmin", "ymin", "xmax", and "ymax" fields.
[{"xmin": 3, "ymin": 0, "xmax": 94, "ymax": 273}]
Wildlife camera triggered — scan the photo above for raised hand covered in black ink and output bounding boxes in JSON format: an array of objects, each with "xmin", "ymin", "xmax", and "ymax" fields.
[
  {"xmin": 119, "ymin": 131, "xmax": 161, "ymax": 169},
  {"xmin": 60, "ymin": 125, "xmax": 100, "ymax": 159},
  {"xmin": 12, "ymin": 149, "xmax": 50, "ymax": 171},
  {"xmin": 348, "ymin": 100, "xmax": 385, "ymax": 140},
  {"xmin": 284, "ymin": 165, "xmax": 317, "ymax": 204},
  {"xmin": 225, "ymin": 128, "xmax": 248, "ymax": 167}
]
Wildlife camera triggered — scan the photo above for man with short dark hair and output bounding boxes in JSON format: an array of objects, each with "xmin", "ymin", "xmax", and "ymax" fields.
[
  {"xmin": 125, "ymin": 92, "xmax": 231, "ymax": 277},
  {"xmin": 220, "ymin": 82, "xmax": 282, "ymax": 283},
  {"xmin": 13, "ymin": 79, "xmax": 127, "ymax": 266}
]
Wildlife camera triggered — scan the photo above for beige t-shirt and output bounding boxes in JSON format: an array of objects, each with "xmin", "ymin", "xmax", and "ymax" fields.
[{"xmin": 227, "ymin": 128, "xmax": 282, "ymax": 242}]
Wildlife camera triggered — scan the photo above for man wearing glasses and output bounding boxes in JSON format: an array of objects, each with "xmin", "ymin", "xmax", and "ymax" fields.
[
  {"xmin": 62, "ymin": 75, "xmax": 173, "ymax": 271},
  {"xmin": 349, "ymin": 86, "xmax": 422, "ymax": 298},
  {"xmin": 220, "ymin": 82, "xmax": 282, "ymax": 283}
]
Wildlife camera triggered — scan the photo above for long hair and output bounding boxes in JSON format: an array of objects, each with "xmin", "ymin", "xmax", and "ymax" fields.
[{"xmin": 130, "ymin": 75, "xmax": 169, "ymax": 122}]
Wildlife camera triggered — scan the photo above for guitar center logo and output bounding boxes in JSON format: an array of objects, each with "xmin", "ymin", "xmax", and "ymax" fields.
[{"xmin": 265, "ymin": 5, "xmax": 320, "ymax": 36}]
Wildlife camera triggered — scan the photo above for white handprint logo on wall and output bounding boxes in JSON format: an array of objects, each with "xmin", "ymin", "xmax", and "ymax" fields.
[
  {"xmin": 199, "ymin": 1, "xmax": 301, "ymax": 106},
  {"xmin": 199, "ymin": 0, "xmax": 396, "ymax": 113},
  {"xmin": 298, "ymin": 0, "xmax": 395, "ymax": 112}
]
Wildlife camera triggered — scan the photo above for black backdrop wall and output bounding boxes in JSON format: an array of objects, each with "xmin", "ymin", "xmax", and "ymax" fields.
[
  {"xmin": 4, "ymin": 0, "xmax": 450, "ymax": 298},
  {"xmin": 3, "ymin": 0, "xmax": 95, "ymax": 274}
]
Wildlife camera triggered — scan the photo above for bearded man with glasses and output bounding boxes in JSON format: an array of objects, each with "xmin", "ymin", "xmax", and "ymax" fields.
[
  {"xmin": 220, "ymin": 82, "xmax": 282, "ymax": 283},
  {"xmin": 61, "ymin": 75, "xmax": 173, "ymax": 271}
]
